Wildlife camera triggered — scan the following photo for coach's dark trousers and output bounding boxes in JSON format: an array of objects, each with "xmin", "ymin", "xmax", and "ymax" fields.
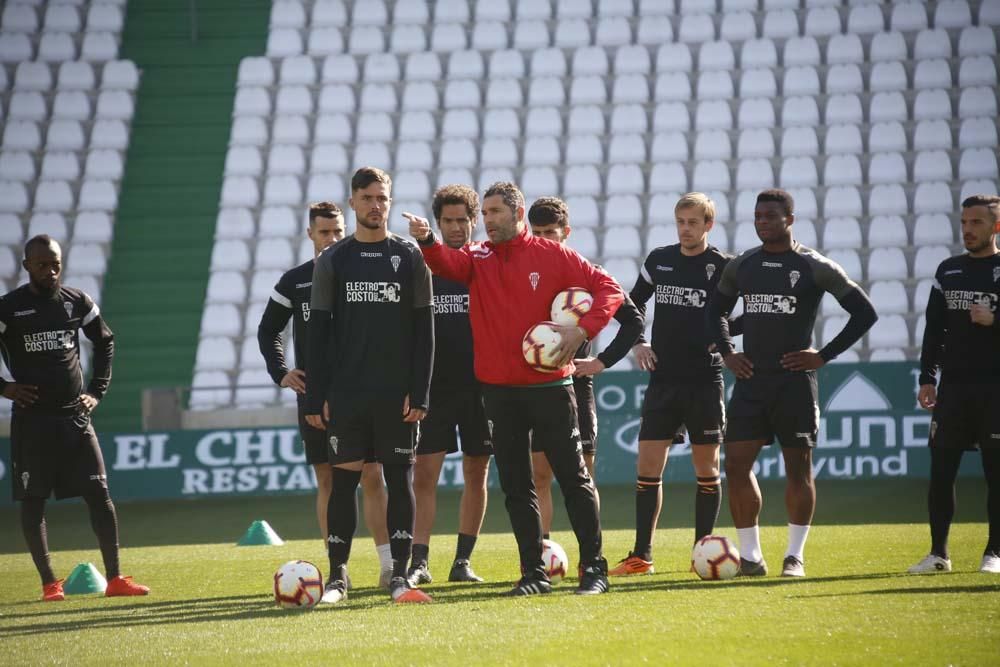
[{"xmin": 482, "ymin": 383, "xmax": 603, "ymax": 577}]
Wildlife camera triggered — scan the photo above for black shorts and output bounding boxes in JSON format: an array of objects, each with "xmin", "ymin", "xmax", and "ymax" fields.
[
  {"xmin": 531, "ymin": 379, "xmax": 597, "ymax": 454},
  {"xmin": 483, "ymin": 383, "xmax": 583, "ymax": 458},
  {"xmin": 638, "ymin": 379, "xmax": 725, "ymax": 445},
  {"xmin": 418, "ymin": 385, "xmax": 493, "ymax": 457},
  {"xmin": 327, "ymin": 392, "xmax": 418, "ymax": 465},
  {"xmin": 725, "ymin": 372, "xmax": 819, "ymax": 448},
  {"xmin": 297, "ymin": 401, "xmax": 329, "ymax": 465},
  {"xmin": 10, "ymin": 410, "xmax": 108, "ymax": 501},
  {"xmin": 929, "ymin": 381, "xmax": 1000, "ymax": 451}
]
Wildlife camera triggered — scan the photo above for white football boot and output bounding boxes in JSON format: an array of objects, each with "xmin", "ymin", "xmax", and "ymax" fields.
[
  {"xmin": 907, "ymin": 554, "xmax": 952, "ymax": 574},
  {"xmin": 979, "ymin": 554, "xmax": 1000, "ymax": 573}
]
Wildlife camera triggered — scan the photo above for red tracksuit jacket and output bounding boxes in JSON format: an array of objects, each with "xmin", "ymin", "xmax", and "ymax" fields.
[{"xmin": 420, "ymin": 225, "xmax": 624, "ymax": 387}]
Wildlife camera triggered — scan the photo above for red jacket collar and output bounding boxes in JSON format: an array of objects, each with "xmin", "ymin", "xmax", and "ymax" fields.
[{"xmin": 483, "ymin": 222, "xmax": 531, "ymax": 252}]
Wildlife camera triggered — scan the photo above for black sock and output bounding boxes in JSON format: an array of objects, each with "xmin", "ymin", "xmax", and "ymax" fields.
[
  {"xmin": 327, "ymin": 467, "xmax": 362, "ymax": 579},
  {"xmin": 633, "ymin": 476, "xmax": 661, "ymax": 562},
  {"xmin": 928, "ymin": 448, "xmax": 964, "ymax": 559},
  {"xmin": 982, "ymin": 448, "xmax": 1000, "ymax": 555},
  {"xmin": 21, "ymin": 498, "xmax": 55, "ymax": 585},
  {"xmin": 84, "ymin": 488, "xmax": 120, "ymax": 579},
  {"xmin": 383, "ymin": 463, "xmax": 415, "ymax": 579},
  {"xmin": 412, "ymin": 543, "xmax": 429, "ymax": 566},
  {"xmin": 455, "ymin": 533, "xmax": 477, "ymax": 562},
  {"xmin": 694, "ymin": 476, "xmax": 722, "ymax": 543}
]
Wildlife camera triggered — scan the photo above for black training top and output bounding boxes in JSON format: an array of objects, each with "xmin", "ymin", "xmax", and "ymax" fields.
[
  {"xmin": 630, "ymin": 244, "xmax": 731, "ymax": 382},
  {"xmin": 430, "ymin": 274, "xmax": 476, "ymax": 388},
  {"xmin": 306, "ymin": 234, "xmax": 434, "ymax": 413},
  {"xmin": 709, "ymin": 243, "xmax": 876, "ymax": 373},
  {"xmin": 0, "ymin": 284, "xmax": 113, "ymax": 414},
  {"xmin": 258, "ymin": 258, "xmax": 314, "ymax": 385},
  {"xmin": 920, "ymin": 252, "xmax": 1000, "ymax": 385}
]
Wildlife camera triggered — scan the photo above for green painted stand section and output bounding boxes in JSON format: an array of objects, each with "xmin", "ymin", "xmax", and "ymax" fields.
[
  {"xmin": 95, "ymin": 1, "xmax": 270, "ymax": 431},
  {"xmin": 237, "ymin": 520, "xmax": 285, "ymax": 546},
  {"xmin": 64, "ymin": 562, "xmax": 108, "ymax": 594}
]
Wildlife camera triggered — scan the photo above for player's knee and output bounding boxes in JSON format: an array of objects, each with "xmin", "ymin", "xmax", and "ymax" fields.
[
  {"xmin": 462, "ymin": 456, "xmax": 490, "ymax": 486},
  {"xmin": 359, "ymin": 464, "xmax": 384, "ymax": 491},
  {"xmin": 724, "ymin": 454, "xmax": 752, "ymax": 479}
]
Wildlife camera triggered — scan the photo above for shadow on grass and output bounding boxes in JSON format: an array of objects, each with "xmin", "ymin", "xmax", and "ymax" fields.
[
  {"xmin": 0, "ymin": 479, "xmax": 989, "ymax": 553},
  {"xmin": 792, "ymin": 582, "xmax": 1000, "ymax": 599}
]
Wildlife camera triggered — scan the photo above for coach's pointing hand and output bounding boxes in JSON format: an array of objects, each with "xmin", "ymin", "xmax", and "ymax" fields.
[
  {"xmin": 2, "ymin": 382, "xmax": 38, "ymax": 407},
  {"xmin": 403, "ymin": 212, "xmax": 432, "ymax": 242}
]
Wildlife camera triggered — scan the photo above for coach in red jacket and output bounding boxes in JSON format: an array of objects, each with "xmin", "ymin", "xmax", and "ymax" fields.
[{"xmin": 406, "ymin": 181, "xmax": 623, "ymax": 596}]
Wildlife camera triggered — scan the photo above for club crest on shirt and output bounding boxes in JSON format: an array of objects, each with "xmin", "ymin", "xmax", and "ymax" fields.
[
  {"xmin": 21, "ymin": 472, "xmax": 29, "ymax": 490},
  {"xmin": 705, "ymin": 263, "xmax": 716, "ymax": 281},
  {"xmin": 64, "ymin": 301, "xmax": 73, "ymax": 318},
  {"xmin": 789, "ymin": 270, "xmax": 801, "ymax": 288},
  {"xmin": 994, "ymin": 266, "xmax": 1000, "ymax": 282},
  {"xmin": 328, "ymin": 436, "xmax": 338, "ymax": 455},
  {"xmin": 929, "ymin": 421, "xmax": 937, "ymax": 440},
  {"xmin": 529, "ymin": 272, "xmax": 540, "ymax": 291},
  {"xmin": 391, "ymin": 255, "xmax": 401, "ymax": 273}
]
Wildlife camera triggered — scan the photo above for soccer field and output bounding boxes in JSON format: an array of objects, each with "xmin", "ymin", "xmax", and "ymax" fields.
[{"xmin": 1, "ymin": 480, "xmax": 997, "ymax": 666}]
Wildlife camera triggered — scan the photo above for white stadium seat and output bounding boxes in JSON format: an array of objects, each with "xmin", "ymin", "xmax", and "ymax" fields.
[
  {"xmin": 913, "ymin": 150, "xmax": 953, "ymax": 183},
  {"xmin": 869, "ymin": 92, "xmax": 907, "ymax": 123},
  {"xmin": 781, "ymin": 126, "xmax": 820, "ymax": 157},
  {"xmin": 868, "ymin": 315, "xmax": 910, "ymax": 349},
  {"xmin": 28, "ymin": 212, "xmax": 69, "ymax": 242},
  {"xmin": 867, "ymin": 247, "xmax": 908, "ymax": 282},
  {"xmin": 959, "ymin": 87, "xmax": 998, "ymax": 118},
  {"xmin": 869, "ymin": 281, "xmax": 910, "ymax": 316},
  {"xmin": 913, "ymin": 182, "xmax": 953, "ymax": 215},
  {"xmin": 959, "ymin": 148, "xmax": 999, "ymax": 181},
  {"xmin": 914, "ymin": 29, "xmax": 952, "ymax": 60},
  {"xmin": 823, "ymin": 186, "xmax": 863, "ymax": 219},
  {"xmin": 914, "ymin": 246, "xmax": 951, "ymax": 280},
  {"xmin": 867, "ymin": 216, "xmax": 910, "ymax": 248},
  {"xmin": 195, "ymin": 338, "xmax": 237, "ymax": 373},
  {"xmin": 211, "ymin": 240, "xmax": 251, "ymax": 272},
  {"xmin": 934, "ymin": 0, "xmax": 972, "ymax": 29},
  {"xmin": 871, "ymin": 32, "xmax": 907, "ymax": 63},
  {"xmin": 913, "ymin": 120, "xmax": 952, "ymax": 151},
  {"xmin": 892, "ymin": 1, "xmax": 928, "ymax": 31},
  {"xmin": 913, "ymin": 214, "xmax": 954, "ymax": 246}
]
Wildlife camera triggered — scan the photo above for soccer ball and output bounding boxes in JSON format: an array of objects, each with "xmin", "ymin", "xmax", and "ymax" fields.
[
  {"xmin": 273, "ymin": 560, "xmax": 324, "ymax": 609},
  {"xmin": 691, "ymin": 535, "xmax": 741, "ymax": 581},
  {"xmin": 550, "ymin": 287, "xmax": 593, "ymax": 326},
  {"xmin": 541, "ymin": 539, "xmax": 569, "ymax": 584},
  {"xmin": 522, "ymin": 322, "xmax": 565, "ymax": 372}
]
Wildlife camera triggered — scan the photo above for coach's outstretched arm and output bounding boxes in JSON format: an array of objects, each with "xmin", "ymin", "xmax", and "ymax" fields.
[
  {"xmin": 305, "ymin": 256, "xmax": 335, "ymax": 423},
  {"xmin": 81, "ymin": 297, "xmax": 113, "ymax": 401},
  {"xmin": 406, "ymin": 212, "xmax": 474, "ymax": 284},
  {"xmin": 409, "ymin": 251, "xmax": 434, "ymax": 414}
]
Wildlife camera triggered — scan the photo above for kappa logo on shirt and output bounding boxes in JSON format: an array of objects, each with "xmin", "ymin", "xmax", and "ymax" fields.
[
  {"xmin": 656, "ymin": 265, "xmax": 674, "ymax": 272},
  {"xmin": 13, "ymin": 309, "xmax": 36, "ymax": 317},
  {"xmin": 762, "ymin": 261, "xmax": 783, "ymax": 268},
  {"xmin": 944, "ymin": 269, "xmax": 962, "ymax": 276}
]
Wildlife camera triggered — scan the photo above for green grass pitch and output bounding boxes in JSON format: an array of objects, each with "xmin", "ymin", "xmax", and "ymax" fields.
[{"xmin": 1, "ymin": 480, "xmax": 997, "ymax": 665}]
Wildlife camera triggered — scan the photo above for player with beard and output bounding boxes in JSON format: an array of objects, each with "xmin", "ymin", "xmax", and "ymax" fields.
[
  {"xmin": 1, "ymin": 235, "xmax": 149, "ymax": 601},
  {"xmin": 306, "ymin": 167, "xmax": 434, "ymax": 605},
  {"xmin": 407, "ymin": 185, "xmax": 493, "ymax": 587},
  {"xmin": 910, "ymin": 195, "xmax": 1000, "ymax": 575},
  {"xmin": 407, "ymin": 182, "xmax": 623, "ymax": 596},
  {"xmin": 525, "ymin": 196, "xmax": 644, "ymax": 541},
  {"xmin": 258, "ymin": 201, "xmax": 392, "ymax": 587},
  {"xmin": 707, "ymin": 189, "xmax": 877, "ymax": 578}
]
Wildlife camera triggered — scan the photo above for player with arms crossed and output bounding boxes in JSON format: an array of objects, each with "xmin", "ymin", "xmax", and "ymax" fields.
[
  {"xmin": 910, "ymin": 194, "xmax": 1000, "ymax": 575},
  {"xmin": 305, "ymin": 168, "xmax": 434, "ymax": 604},
  {"xmin": 707, "ymin": 190, "xmax": 877, "ymax": 577},
  {"xmin": 257, "ymin": 201, "xmax": 392, "ymax": 587},
  {"xmin": 526, "ymin": 196, "xmax": 644, "ymax": 540},
  {"xmin": 408, "ymin": 182, "xmax": 623, "ymax": 596},
  {"xmin": 610, "ymin": 193, "xmax": 735, "ymax": 576},
  {"xmin": 1, "ymin": 235, "xmax": 149, "ymax": 601},
  {"xmin": 407, "ymin": 185, "xmax": 493, "ymax": 586}
]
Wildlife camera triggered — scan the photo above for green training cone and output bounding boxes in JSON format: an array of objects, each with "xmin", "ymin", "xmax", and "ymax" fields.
[
  {"xmin": 237, "ymin": 519, "xmax": 285, "ymax": 546},
  {"xmin": 64, "ymin": 562, "xmax": 108, "ymax": 595}
]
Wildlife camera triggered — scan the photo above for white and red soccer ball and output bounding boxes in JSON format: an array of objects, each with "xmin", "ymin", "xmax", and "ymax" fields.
[
  {"xmin": 522, "ymin": 322, "xmax": 565, "ymax": 372},
  {"xmin": 273, "ymin": 560, "xmax": 323, "ymax": 609},
  {"xmin": 691, "ymin": 535, "xmax": 741, "ymax": 581},
  {"xmin": 550, "ymin": 287, "xmax": 594, "ymax": 326},
  {"xmin": 522, "ymin": 289, "xmax": 594, "ymax": 373},
  {"xmin": 541, "ymin": 539, "xmax": 569, "ymax": 584}
]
